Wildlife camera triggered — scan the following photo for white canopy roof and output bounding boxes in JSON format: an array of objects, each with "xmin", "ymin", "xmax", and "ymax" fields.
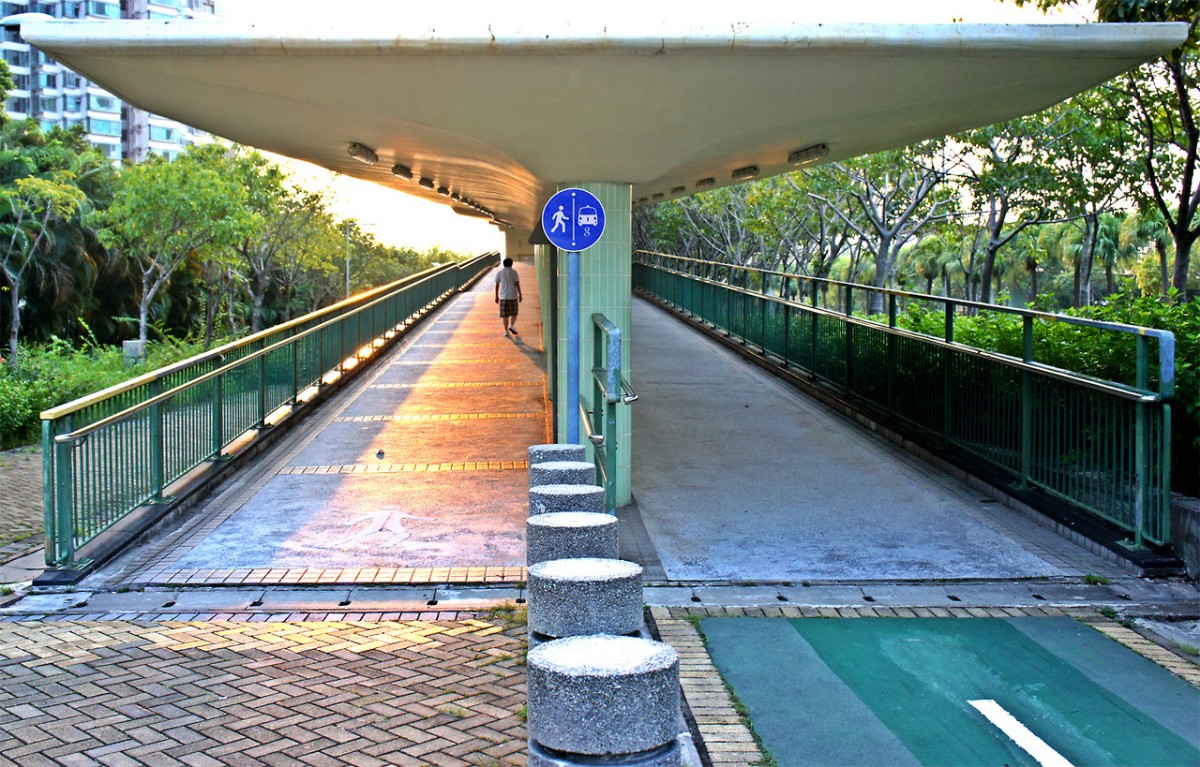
[{"xmin": 19, "ymin": 17, "xmax": 1187, "ymax": 231}]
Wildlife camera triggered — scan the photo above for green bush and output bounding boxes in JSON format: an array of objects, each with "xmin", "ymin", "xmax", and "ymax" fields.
[{"xmin": 0, "ymin": 334, "xmax": 226, "ymax": 450}]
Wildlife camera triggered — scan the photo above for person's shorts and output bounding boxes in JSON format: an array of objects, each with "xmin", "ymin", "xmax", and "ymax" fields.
[{"xmin": 499, "ymin": 299, "xmax": 519, "ymax": 318}]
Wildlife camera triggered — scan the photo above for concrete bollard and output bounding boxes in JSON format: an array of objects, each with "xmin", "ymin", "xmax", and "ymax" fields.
[
  {"xmin": 527, "ymin": 635, "xmax": 681, "ymax": 766},
  {"xmin": 529, "ymin": 484, "xmax": 606, "ymax": 516},
  {"xmin": 527, "ymin": 512, "xmax": 619, "ymax": 566},
  {"xmin": 529, "ymin": 443, "xmax": 587, "ymax": 466},
  {"xmin": 529, "ymin": 460, "xmax": 596, "ymax": 488},
  {"xmin": 527, "ymin": 558, "xmax": 643, "ymax": 641}
]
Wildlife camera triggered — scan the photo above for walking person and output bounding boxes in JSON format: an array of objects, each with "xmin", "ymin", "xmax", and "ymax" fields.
[{"xmin": 494, "ymin": 257, "xmax": 522, "ymax": 337}]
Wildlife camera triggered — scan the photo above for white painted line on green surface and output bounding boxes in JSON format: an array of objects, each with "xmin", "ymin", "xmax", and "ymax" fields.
[{"xmin": 969, "ymin": 699, "xmax": 1075, "ymax": 767}]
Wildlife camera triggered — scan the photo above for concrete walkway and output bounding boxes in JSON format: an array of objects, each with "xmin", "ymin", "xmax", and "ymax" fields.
[
  {"xmin": 629, "ymin": 297, "xmax": 1124, "ymax": 583},
  {"xmin": 83, "ymin": 262, "xmax": 548, "ymax": 591}
]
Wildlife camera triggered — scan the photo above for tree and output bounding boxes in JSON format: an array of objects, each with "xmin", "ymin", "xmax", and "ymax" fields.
[
  {"xmin": 809, "ymin": 141, "xmax": 958, "ymax": 312},
  {"xmin": 0, "ymin": 174, "xmax": 86, "ymax": 366},
  {"xmin": 1014, "ymin": 0, "xmax": 1199, "ymax": 296},
  {"xmin": 953, "ymin": 113, "xmax": 1062, "ymax": 303},
  {"xmin": 97, "ymin": 144, "xmax": 254, "ymax": 347}
]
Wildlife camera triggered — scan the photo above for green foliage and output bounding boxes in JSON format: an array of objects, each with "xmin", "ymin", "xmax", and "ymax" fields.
[
  {"xmin": 0, "ymin": 334, "xmax": 226, "ymax": 449},
  {"xmin": 897, "ymin": 292, "xmax": 1200, "ymax": 492}
]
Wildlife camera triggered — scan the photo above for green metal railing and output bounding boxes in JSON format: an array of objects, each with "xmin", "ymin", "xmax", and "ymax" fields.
[
  {"xmin": 41, "ymin": 253, "xmax": 497, "ymax": 569},
  {"xmin": 579, "ymin": 313, "xmax": 637, "ymax": 514},
  {"xmin": 634, "ymin": 251, "xmax": 1175, "ymax": 547}
]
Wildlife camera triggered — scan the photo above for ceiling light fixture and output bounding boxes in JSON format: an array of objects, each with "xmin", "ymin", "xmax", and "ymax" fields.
[
  {"xmin": 695, "ymin": 177, "xmax": 715, "ymax": 189},
  {"xmin": 731, "ymin": 165, "xmax": 759, "ymax": 181},
  {"xmin": 347, "ymin": 142, "xmax": 378, "ymax": 165},
  {"xmin": 436, "ymin": 186, "xmax": 450, "ymax": 196},
  {"xmin": 391, "ymin": 164, "xmax": 413, "ymax": 179},
  {"xmin": 788, "ymin": 143, "xmax": 830, "ymax": 167},
  {"xmin": 418, "ymin": 177, "xmax": 435, "ymax": 189},
  {"xmin": 671, "ymin": 186, "xmax": 686, "ymax": 195}
]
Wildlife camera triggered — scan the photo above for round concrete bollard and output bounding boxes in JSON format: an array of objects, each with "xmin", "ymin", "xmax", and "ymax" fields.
[
  {"xmin": 528, "ymin": 738, "xmax": 681, "ymax": 767},
  {"xmin": 527, "ymin": 558, "xmax": 643, "ymax": 640},
  {"xmin": 527, "ymin": 512, "xmax": 619, "ymax": 566},
  {"xmin": 529, "ymin": 484, "xmax": 605, "ymax": 516},
  {"xmin": 527, "ymin": 635, "xmax": 680, "ymax": 760},
  {"xmin": 529, "ymin": 460, "xmax": 596, "ymax": 488},
  {"xmin": 529, "ymin": 443, "xmax": 587, "ymax": 466}
]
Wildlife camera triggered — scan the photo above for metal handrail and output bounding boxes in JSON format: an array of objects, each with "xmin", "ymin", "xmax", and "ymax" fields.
[
  {"xmin": 582, "ymin": 312, "xmax": 636, "ymax": 514},
  {"xmin": 658, "ymin": 272, "xmax": 1165, "ymax": 404},
  {"xmin": 635, "ymin": 250, "xmax": 1176, "ymax": 398},
  {"xmin": 41, "ymin": 257, "xmax": 485, "ymax": 420},
  {"xmin": 51, "ymin": 258, "xmax": 486, "ymax": 445}
]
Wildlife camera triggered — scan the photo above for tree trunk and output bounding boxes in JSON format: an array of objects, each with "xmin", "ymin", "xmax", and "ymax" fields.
[
  {"xmin": 1076, "ymin": 214, "xmax": 1096, "ymax": 308},
  {"xmin": 8, "ymin": 276, "xmax": 19, "ymax": 368},
  {"xmin": 203, "ymin": 288, "xmax": 219, "ymax": 349}
]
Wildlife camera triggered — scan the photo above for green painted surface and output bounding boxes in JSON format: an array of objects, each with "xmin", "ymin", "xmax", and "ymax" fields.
[
  {"xmin": 788, "ymin": 618, "xmax": 1200, "ymax": 767},
  {"xmin": 702, "ymin": 617, "xmax": 1200, "ymax": 767}
]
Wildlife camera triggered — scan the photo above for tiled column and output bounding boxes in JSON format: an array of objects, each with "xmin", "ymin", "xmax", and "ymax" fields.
[{"xmin": 553, "ymin": 183, "xmax": 632, "ymax": 505}]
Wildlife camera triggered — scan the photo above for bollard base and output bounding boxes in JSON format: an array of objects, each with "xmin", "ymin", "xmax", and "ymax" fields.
[{"xmin": 528, "ymin": 738, "xmax": 682, "ymax": 767}]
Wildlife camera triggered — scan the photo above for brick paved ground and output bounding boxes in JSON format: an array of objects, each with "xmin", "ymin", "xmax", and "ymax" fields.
[
  {"xmin": 0, "ymin": 447, "xmax": 42, "ymax": 567},
  {"xmin": 0, "ymin": 615, "xmax": 529, "ymax": 767}
]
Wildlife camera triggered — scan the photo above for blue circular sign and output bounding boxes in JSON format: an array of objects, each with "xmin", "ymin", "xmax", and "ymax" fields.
[{"xmin": 541, "ymin": 188, "xmax": 606, "ymax": 252}]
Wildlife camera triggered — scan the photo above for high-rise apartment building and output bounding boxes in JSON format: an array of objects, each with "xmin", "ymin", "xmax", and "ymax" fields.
[{"xmin": 1, "ymin": 0, "xmax": 216, "ymax": 162}]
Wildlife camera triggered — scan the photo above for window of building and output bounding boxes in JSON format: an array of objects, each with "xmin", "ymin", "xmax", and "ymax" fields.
[
  {"xmin": 64, "ymin": 95, "xmax": 81, "ymax": 111},
  {"xmin": 39, "ymin": 119, "xmax": 58, "ymax": 132},
  {"xmin": 88, "ymin": 117, "xmax": 121, "ymax": 136},
  {"xmin": 35, "ymin": 1, "xmax": 55, "ymax": 13},
  {"xmin": 37, "ymin": 72, "xmax": 57, "ymax": 89},
  {"xmin": 89, "ymin": 94, "xmax": 118, "ymax": 112},
  {"xmin": 1, "ymin": 3, "xmax": 28, "ymax": 17},
  {"xmin": 98, "ymin": 142, "xmax": 121, "ymax": 160},
  {"xmin": 13, "ymin": 73, "xmax": 29, "ymax": 91},
  {"xmin": 4, "ymin": 49, "xmax": 30, "ymax": 67},
  {"xmin": 87, "ymin": 1, "xmax": 118, "ymax": 18},
  {"xmin": 3, "ymin": 27, "xmax": 21, "ymax": 43},
  {"xmin": 6, "ymin": 97, "xmax": 30, "ymax": 114},
  {"xmin": 149, "ymin": 125, "xmax": 178, "ymax": 143},
  {"xmin": 60, "ymin": 0, "xmax": 83, "ymax": 17},
  {"xmin": 38, "ymin": 96, "xmax": 57, "ymax": 113},
  {"xmin": 62, "ymin": 72, "xmax": 81, "ymax": 88}
]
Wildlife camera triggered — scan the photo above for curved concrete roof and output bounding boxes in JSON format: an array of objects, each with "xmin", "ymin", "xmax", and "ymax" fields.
[{"xmin": 19, "ymin": 18, "xmax": 1187, "ymax": 231}]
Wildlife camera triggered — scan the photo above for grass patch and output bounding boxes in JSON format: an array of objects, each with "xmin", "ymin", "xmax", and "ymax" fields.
[
  {"xmin": 1178, "ymin": 643, "xmax": 1199, "ymax": 656},
  {"xmin": 437, "ymin": 703, "xmax": 468, "ymax": 719},
  {"xmin": 0, "ymin": 585, "xmax": 13, "ymax": 596},
  {"xmin": 515, "ymin": 703, "xmax": 527, "ymax": 722},
  {"xmin": 1084, "ymin": 574, "xmax": 1113, "ymax": 586},
  {"xmin": 484, "ymin": 600, "xmax": 527, "ymax": 629}
]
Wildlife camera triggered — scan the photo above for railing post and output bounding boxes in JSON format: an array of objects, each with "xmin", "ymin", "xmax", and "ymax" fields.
[
  {"xmin": 1133, "ymin": 335, "xmax": 1150, "ymax": 548},
  {"xmin": 257, "ymin": 347, "xmax": 268, "ymax": 429},
  {"xmin": 53, "ymin": 419, "xmax": 75, "ymax": 568},
  {"xmin": 212, "ymin": 364, "xmax": 225, "ymax": 460},
  {"xmin": 1020, "ymin": 317, "xmax": 1034, "ymax": 488},
  {"xmin": 149, "ymin": 378, "xmax": 165, "ymax": 502},
  {"xmin": 943, "ymin": 305, "xmax": 954, "ymax": 445},
  {"xmin": 886, "ymin": 294, "xmax": 897, "ymax": 416}
]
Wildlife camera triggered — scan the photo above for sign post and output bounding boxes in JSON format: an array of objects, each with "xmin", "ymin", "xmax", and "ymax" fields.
[{"xmin": 541, "ymin": 188, "xmax": 606, "ymax": 444}]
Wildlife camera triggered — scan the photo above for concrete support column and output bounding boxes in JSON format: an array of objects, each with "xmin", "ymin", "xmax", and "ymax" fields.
[
  {"xmin": 552, "ymin": 182, "xmax": 632, "ymax": 505},
  {"xmin": 506, "ymin": 230, "xmax": 536, "ymax": 263}
]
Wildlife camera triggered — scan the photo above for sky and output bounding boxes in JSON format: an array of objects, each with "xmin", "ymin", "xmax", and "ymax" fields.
[{"xmin": 216, "ymin": 0, "xmax": 1088, "ymax": 255}]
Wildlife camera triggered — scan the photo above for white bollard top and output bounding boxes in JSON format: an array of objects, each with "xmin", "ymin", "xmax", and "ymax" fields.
[
  {"xmin": 529, "ymin": 557, "xmax": 641, "ymax": 582},
  {"xmin": 530, "ymin": 635, "xmax": 678, "ymax": 677}
]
